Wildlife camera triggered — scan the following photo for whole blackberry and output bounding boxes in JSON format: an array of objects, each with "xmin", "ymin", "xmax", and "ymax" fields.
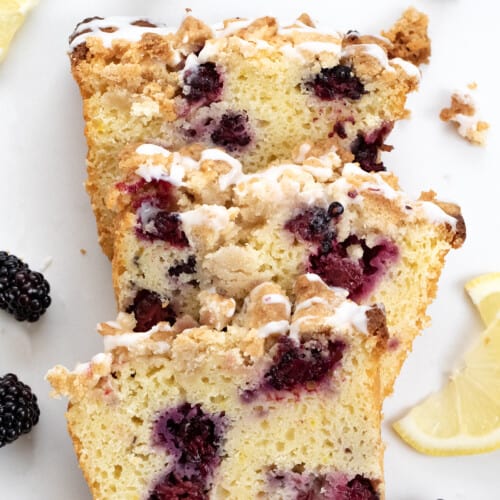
[
  {"xmin": 0, "ymin": 373, "xmax": 40, "ymax": 447},
  {"xmin": 0, "ymin": 251, "xmax": 51, "ymax": 322}
]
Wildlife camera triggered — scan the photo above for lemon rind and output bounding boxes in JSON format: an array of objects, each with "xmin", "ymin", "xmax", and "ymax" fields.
[
  {"xmin": 394, "ymin": 416, "xmax": 500, "ymax": 456},
  {"xmin": 465, "ymin": 272, "xmax": 500, "ymax": 304}
]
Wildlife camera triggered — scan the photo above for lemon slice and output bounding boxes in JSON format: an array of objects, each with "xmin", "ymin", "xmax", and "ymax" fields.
[
  {"xmin": 0, "ymin": 0, "xmax": 38, "ymax": 63},
  {"xmin": 394, "ymin": 316, "xmax": 500, "ymax": 455},
  {"xmin": 465, "ymin": 272, "xmax": 500, "ymax": 326}
]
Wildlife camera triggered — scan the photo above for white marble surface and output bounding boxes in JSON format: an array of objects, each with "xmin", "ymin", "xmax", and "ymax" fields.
[{"xmin": 0, "ymin": 0, "xmax": 498, "ymax": 498}]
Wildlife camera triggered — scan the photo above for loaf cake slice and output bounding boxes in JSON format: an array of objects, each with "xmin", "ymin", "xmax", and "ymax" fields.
[
  {"xmin": 107, "ymin": 143, "xmax": 464, "ymax": 395},
  {"xmin": 48, "ymin": 275, "xmax": 388, "ymax": 499},
  {"xmin": 69, "ymin": 13, "xmax": 422, "ymax": 257}
]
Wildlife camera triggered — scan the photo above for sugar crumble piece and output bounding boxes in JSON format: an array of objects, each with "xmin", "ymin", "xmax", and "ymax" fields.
[
  {"xmin": 382, "ymin": 7, "xmax": 431, "ymax": 66},
  {"xmin": 80, "ymin": 248, "xmax": 87, "ymax": 255},
  {"xmin": 440, "ymin": 89, "xmax": 489, "ymax": 146}
]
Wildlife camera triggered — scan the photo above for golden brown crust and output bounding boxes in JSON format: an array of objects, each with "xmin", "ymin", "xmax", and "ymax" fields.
[
  {"xmin": 50, "ymin": 304, "xmax": 386, "ymax": 498},
  {"xmin": 109, "ymin": 144, "xmax": 464, "ymax": 395},
  {"xmin": 419, "ymin": 191, "xmax": 466, "ymax": 248},
  {"xmin": 434, "ymin": 201, "xmax": 466, "ymax": 249},
  {"xmin": 47, "ymin": 275, "xmax": 381, "ymax": 400},
  {"xmin": 68, "ymin": 13, "xmax": 420, "ymax": 258}
]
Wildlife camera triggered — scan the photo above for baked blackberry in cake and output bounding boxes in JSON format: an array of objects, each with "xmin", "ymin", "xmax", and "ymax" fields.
[
  {"xmin": 47, "ymin": 275, "xmax": 388, "ymax": 500},
  {"xmin": 108, "ymin": 143, "xmax": 464, "ymax": 394},
  {"xmin": 68, "ymin": 13, "xmax": 423, "ymax": 257}
]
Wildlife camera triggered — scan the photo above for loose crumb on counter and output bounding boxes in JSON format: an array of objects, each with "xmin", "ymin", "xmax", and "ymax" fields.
[{"xmin": 440, "ymin": 85, "xmax": 489, "ymax": 146}]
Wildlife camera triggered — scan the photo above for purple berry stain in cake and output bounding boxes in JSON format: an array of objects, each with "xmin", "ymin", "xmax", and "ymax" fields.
[
  {"xmin": 132, "ymin": 180, "xmax": 177, "ymax": 210},
  {"xmin": 127, "ymin": 289, "xmax": 176, "ymax": 332},
  {"xmin": 309, "ymin": 237, "xmax": 399, "ymax": 302},
  {"xmin": 132, "ymin": 179, "xmax": 189, "ymax": 246},
  {"xmin": 116, "ymin": 178, "xmax": 146, "ymax": 195},
  {"xmin": 285, "ymin": 204, "xmax": 398, "ymax": 302},
  {"xmin": 265, "ymin": 336, "xmax": 345, "ymax": 392},
  {"xmin": 241, "ymin": 336, "xmax": 345, "ymax": 402},
  {"xmin": 136, "ymin": 202, "xmax": 189, "ymax": 248},
  {"xmin": 182, "ymin": 62, "xmax": 223, "ymax": 106},
  {"xmin": 140, "ymin": 210, "xmax": 189, "ymax": 247},
  {"xmin": 154, "ymin": 403, "xmax": 227, "ymax": 475},
  {"xmin": 168, "ymin": 255, "xmax": 197, "ymax": 277},
  {"xmin": 211, "ymin": 112, "xmax": 252, "ymax": 151},
  {"xmin": 149, "ymin": 471, "xmax": 206, "ymax": 500},
  {"xmin": 269, "ymin": 469, "xmax": 379, "ymax": 500},
  {"xmin": 350, "ymin": 122, "xmax": 394, "ymax": 172},
  {"xmin": 309, "ymin": 65, "xmax": 365, "ymax": 101},
  {"xmin": 285, "ymin": 205, "xmax": 340, "ymax": 255},
  {"xmin": 149, "ymin": 403, "xmax": 227, "ymax": 499}
]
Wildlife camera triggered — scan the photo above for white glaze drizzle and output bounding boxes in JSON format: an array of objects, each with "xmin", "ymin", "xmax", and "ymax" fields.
[
  {"xmin": 341, "ymin": 43, "xmax": 393, "ymax": 71},
  {"xmin": 289, "ymin": 299, "xmax": 370, "ymax": 339},
  {"xmin": 301, "ymin": 163, "xmax": 335, "ymax": 182},
  {"xmin": 295, "ymin": 41, "xmax": 341, "ymax": 56},
  {"xmin": 288, "ymin": 315, "xmax": 315, "ymax": 342},
  {"xmin": 135, "ymin": 163, "xmax": 184, "ymax": 186},
  {"xmin": 213, "ymin": 19, "xmax": 255, "ymax": 37},
  {"xmin": 295, "ymin": 143, "xmax": 312, "ymax": 163},
  {"xmin": 73, "ymin": 352, "xmax": 113, "ymax": 375},
  {"xmin": 70, "ymin": 16, "xmax": 175, "ymax": 50},
  {"xmin": 201, "ymin": 148, "xmax": 244, "ymax": 183},
  {"xmin": 136, "ymin": 202, "xmax": 161, "ymax": 233},
  {"xmin": 180, "ymin": 205, "xmax": 231, "ymax": 233},
  {"xmin": 136, "ymin": 144, "xmax": 171, "ymax": 157},
  {"xmin": 214, "ymin": 157, "xmax": 244, "ymax": 190},
  {"xmin": 391, "ymin": 57, "xmax": 420, "ymax": 80},
  {"xmin": 294, "ymin": 296, "xmax": 329, "ymax": 313},
  {"xmin": 103, "ymin": 322, "xmax": 172, "ymax": 352},
  {"xmin": 262, "ymin": 294, "xmax": 292, "ymax": 317},
  {"xmin": 134, "ymin": 144, "xmax": 199, "ymax": 187},
  {"xmin": 69, "ymin": 13, "xmax": 416, "ymax": 91},
  {"xmin": 304, "ymin": 273, "xmax": 323, "ymax": 283},
  {"xmin": 325, "ymin": 301, "xmax": 370, "ymax": 334},
  {"xmin": 132, "ymin": 143, "xmax": 456, "ymax": 230},
  {"xmin": 258, "ymin": 320, "xmax": 290, "ymax": 338},
  {"xmin": 420, "ymin": 202, "xmax": 458, "ymax": 228},
  {"xmin": 341, "ymin": 163, "xmax": 457, "ymax": 228}
]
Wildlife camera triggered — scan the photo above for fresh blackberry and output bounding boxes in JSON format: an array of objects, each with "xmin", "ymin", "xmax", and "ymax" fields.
[
  {"xmin": 0, "ymin": 373, "xmax": 40, "ymax": 447},
  {"xmin": 0, "ymin": 251, "xmax": 51, "ymax": 322}
]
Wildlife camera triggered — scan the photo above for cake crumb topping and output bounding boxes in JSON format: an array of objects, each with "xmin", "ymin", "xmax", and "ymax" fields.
[{"xmin": 382, "ymin": 7, "xmax": 431, "ymax": 66}]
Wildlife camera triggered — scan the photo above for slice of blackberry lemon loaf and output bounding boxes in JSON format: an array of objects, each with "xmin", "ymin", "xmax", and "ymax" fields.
[
  {"xmin": 47, "ymin": 275, "xmax": 388, "ymax": 500},
  {"xmin": 69, "ymin": 13, "xmax": 422, "ymax": 257},
  {"xmin": 108, "ymin": 143, "xmax": 464, "ymax": 395}
]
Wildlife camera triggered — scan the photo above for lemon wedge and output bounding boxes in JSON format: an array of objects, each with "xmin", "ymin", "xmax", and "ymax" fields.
[
  {"xmin": 0, "ymin": 0, "xmax": 38, "ymax": 63},
  {"xmin": 394, "ymin": 316, "xmax": 500, "ymax": 455},
  {"xmin": 465, "ymin": 272, "xmax": 500, "ymax": 326}
]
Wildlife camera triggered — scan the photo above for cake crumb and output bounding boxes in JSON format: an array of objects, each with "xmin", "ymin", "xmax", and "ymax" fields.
[
  {"xmin": 382, "ymin": 7, "xmax": 431, "ymax": 65},
  {"xmin": 80, "ymin": 248, "xmax": 87, "ymax": 255},
  {"xmin": 440, "ymin": 88, "xmax": 489, "ymax": 146}
]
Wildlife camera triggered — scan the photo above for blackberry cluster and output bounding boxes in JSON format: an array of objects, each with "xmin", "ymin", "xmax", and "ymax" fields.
[
  {"xmin": 0, "ymin": 373, "xmax": 40, "ymax": 447},
  {"xmin": 0, "ymin": 252, "xmax": 51, "ymax": 322}
]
